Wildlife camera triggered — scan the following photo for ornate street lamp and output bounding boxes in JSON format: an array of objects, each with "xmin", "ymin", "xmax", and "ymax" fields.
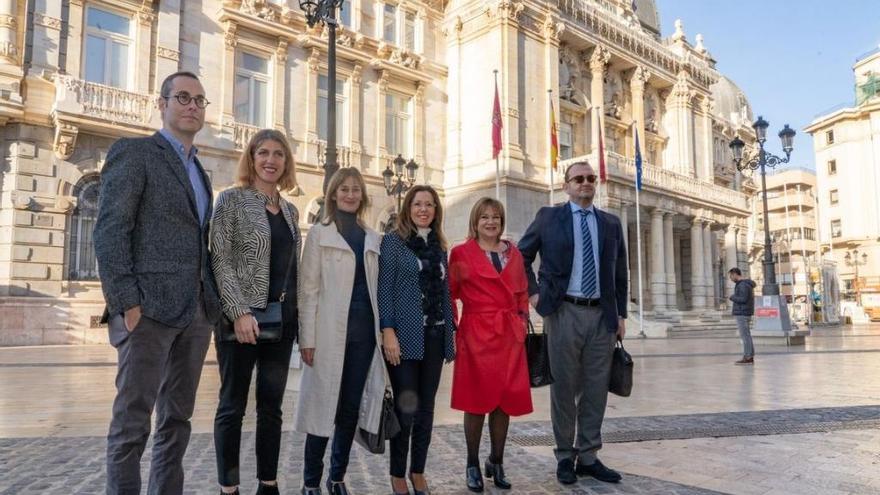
[
  {"xmin": 382, "ymin": 154, "xmax": 418, "ymax": 232},
  {"xmin": 299, "ymin": 0, "xmax": 345, "ymax": 221},
  {"xmin": 844, "ymin": 249, "xmax": 868, "ymax": 306},
  {"xmin": 730, "ymin": 117, "xmax": 796, "ymax": 332}
]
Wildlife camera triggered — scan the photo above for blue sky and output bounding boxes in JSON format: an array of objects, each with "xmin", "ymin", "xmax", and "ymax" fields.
[{"xmin": 659, "ymin": 0, "xmax": 880, "ymax": 170}]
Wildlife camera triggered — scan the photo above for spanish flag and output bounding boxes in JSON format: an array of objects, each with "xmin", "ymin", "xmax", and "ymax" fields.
[{"xmin": 549, "ymin": 96, "xmax": 559, "ymax": 170}]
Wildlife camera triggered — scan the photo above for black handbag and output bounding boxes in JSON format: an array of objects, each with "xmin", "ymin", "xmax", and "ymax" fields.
[
  {"xmin": 525, "ymin": 318, "xmax": 554, "ymax": 388},
  {"xmin": 218, "ymin": 247, "xmax": 296, "ymax": 344},
  {"xmin": 608, "ymin": 340, "xmax": 634, "ymax": 397},
  {"xmin": 354, "ymin": 389, "xmax": 401, "ymax": 454}
]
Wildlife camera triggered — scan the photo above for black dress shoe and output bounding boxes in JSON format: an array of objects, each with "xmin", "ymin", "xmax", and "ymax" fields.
[
  {"xmin": 301, "ymin": 486, "xmax": 322, "ymax": 495},
  {"xmin": 408, "ymin": 474, "xmax": 430, "ymax": 495},
  {"xmin": 576, "ymin": 459, "xmax": 622, "ymax": 483},
  {"xmin": 465, "ymin": 466, "xmax": 484, "ymax": 492},
  {"xmin": 325, "ymin": 479, "xmax": 351, "ymax": 495},
  {"xmin": 484, "ymin": 461, "xmax": 511, "ymax": 490},
  {"xmin": 556, "ymin": 458, "xmax": 577, "ymax": 485},
  {"xmin": 256, "ymin": 482, "xmax": 279, "ymax": 495},
  {"xmin": 220, "ymin": 490, "xmax": 240, "ymax": 495}
]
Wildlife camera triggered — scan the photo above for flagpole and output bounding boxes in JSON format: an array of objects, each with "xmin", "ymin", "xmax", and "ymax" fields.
[
  {"xmin": 634, "ymin": 123, "xmax": 645, "ymax": 338},
  {"xmin": 494, "ymin": 70, "xmax": 501, "ymax": 200},
  {"xmin": 548, "ymin": 89, "xmax": 555, "ymax": 205}
]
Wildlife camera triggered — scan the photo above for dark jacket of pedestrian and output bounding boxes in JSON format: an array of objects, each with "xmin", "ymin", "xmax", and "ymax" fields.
[{"xmin": 730, "ymin": 279, "xmax": 756, "ymax": 316}]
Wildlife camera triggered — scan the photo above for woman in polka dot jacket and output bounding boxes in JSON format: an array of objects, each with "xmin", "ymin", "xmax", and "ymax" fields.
[{"xmin": 378, "ymin": 185, "xmax": 456, "ymax": 495}]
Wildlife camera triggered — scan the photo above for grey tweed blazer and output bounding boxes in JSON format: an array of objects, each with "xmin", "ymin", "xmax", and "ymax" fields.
[
  {"xmin": 94, "ymin": 132, "xmax": 223, "ymax": 328},
  {"xmin": 209, "ymin": 186, "xmax": 302, "ymax": 321}
]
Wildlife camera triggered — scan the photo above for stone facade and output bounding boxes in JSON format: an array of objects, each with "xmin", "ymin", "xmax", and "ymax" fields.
[{"xmin": 1, "ymin": 0, "xmax": 758, "ymax": 344}]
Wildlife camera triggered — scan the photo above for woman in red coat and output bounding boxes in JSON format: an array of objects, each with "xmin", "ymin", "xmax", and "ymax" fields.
[{"xmin": 449, "ymin": 197, "xmax": 533, "ymax": 493}]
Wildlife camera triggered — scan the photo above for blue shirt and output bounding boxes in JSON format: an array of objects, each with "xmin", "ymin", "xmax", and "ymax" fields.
[
  {"xmin": 159, "ymin": 128, "xmax": 210, "ymax": 224},
  {"xmin": 566, "ymin": 201, "xmax": 601, "ymax": 298}
]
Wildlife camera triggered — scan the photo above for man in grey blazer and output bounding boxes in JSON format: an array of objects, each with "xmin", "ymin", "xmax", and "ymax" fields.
[
  {"xmin": 519, "ymin": 161, "xmax": 628, "ymax": 486},
  {"xmin": 95, "ymin": 71, "xmax": 222, "ymax": 495}
]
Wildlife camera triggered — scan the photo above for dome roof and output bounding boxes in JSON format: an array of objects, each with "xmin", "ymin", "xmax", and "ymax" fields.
[
  {"xmin": 633, "ymin": 0, "xmax": 661, "ymax": 35},
  {"xmin": 710, "ymin": 75, "xmax": 753, "ymax": 127}
]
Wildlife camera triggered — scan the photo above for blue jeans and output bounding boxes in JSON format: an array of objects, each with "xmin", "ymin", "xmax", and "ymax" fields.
[{"xmin": 735, "ymin": 315, "xmax": 754, "ymax": 358}]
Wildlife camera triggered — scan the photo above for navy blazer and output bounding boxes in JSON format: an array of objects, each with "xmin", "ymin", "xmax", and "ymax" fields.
[
  {"xmin": 518, "ymin": 202, "xmax": 628, "ymax": 330},
  {"xmin": 377, "ymin": 232, "xmax": 456, "ymax": 361}
]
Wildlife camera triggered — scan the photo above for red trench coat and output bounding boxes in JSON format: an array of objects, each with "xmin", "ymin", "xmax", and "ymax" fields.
[{"xmin": 449, "ymin": 239, "xmax": 533, "ymax": 416}]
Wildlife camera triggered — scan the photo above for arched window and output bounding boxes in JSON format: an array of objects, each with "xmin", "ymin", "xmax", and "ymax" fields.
[{"xmin": 68, "ymin": 175, "xmax": 101, "ymax": 281}]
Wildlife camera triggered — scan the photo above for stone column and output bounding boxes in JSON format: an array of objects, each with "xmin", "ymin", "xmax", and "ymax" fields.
[
  {"xmin": 664, "ymin": 212, "xmax": 677, "ymax": 310},
  {"xmin": 135, "ymin": 9, "xmax": 154, "ymax": 93},
  {"xmin": 724, "ymin": 225, "xmax": 738, "ymax": 299},
  {"xmin": 665, "ymin": 71, "xmax": 695, "ymax": 176},
  {"xmin": 375, "ymin": 69, "xmax": 390, "ymax": 169},
  {"xmin": 700, "ymin": 97, "xmax": 714, "ymax": 181},
  {"xmin": 703, "ymin": 222, "xmax": 715, "ymax": 309},
  {"xmin": 650, "ymin": 208, "xmax": 666, "ymax": 311},
  {"xmin": 690, "ymin": 218, "xmax": 706, "ymax": 309},
  {"xmin": 155, "ymin": 0, "xmax": 182, "ymax": 81},
  {"xmin": 64, "ymin": 0, "xmax": 84, "ymax": 79},
  {"xmin": 414, "ymin": 82, "xmax": 426, "ymax": 167},
  {"xmin": 630, "ymin": 66, "xmax": 650, "ymax": 150},
  {"xmin": 273, "ymin": 39, "xmax": 288, "ymax": 131},
  {"xmin": 0, "ymin": 0, "xmax": 18, "ymax": 65},
  {"xmin": 221, "ymin": 21, "xmax": 238, "ymax": 131},
  {"xmin": 673, "ymin": 231, "xmax": 683, "ymax": 310},
  {"xmin": 589, "ymin": 46, "xmax": 610, "ymax": 155},
  {"xmin": 350, "ymin": 64, "xmax": 364, "ymax": 170}
]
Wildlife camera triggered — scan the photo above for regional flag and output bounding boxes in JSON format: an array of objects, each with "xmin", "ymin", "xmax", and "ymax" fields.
[
  {"xmin": 634, "ymin": 128, "xmax": 643, "ymax": 191},
  {"xmin": 492, "ymin": 80, "xmax": 503, "ymax": 159},
  {"xmin": 549, "ymin": 98, "xmax": 559, "ymax": 170}
]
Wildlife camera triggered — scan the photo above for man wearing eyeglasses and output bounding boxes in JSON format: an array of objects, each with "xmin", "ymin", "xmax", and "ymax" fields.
[
  {"xmin": 519, "ymin": 161, "xmax": 628, "ymax": 486},
  {"xmin": 95, "ymin": 71, "xmax": 222, "ymax": 495}
]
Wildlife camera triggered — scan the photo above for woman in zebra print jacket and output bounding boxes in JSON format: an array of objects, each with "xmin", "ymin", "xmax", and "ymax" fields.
[{"xmin": 209, "ymin": 129, "xmax": 301, "ymax": 495}]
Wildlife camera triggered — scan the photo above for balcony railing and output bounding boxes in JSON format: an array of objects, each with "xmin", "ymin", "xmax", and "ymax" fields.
[
  {"xmin": 602, "ymin": 152, "xmax": 749, "ymax": 211},
  {"xmin": 316, "ymin": 140, "xmax": 353, "ymax": 168},
  {"xmin": 233, "ymin": 122, "xmax": 260, "ymax": 150},
  {"xmin": 54, "ymin": 75, "xmax": 154, "ymax": 126}
]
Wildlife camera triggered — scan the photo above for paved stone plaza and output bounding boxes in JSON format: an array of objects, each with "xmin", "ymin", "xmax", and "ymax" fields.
[{"xmin": 3, "ymin": 325, "xmax": 880, "ymax": 494}]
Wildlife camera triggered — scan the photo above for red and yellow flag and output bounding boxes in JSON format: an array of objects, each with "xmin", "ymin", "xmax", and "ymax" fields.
[{"xmin": 549, "ymin": 98, "xmax": 559, "ymax": 170}]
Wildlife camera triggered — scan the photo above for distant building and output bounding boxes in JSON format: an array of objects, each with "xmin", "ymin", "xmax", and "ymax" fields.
[{"xmin": 805, "ymin": 46, "xmax": 880, "ymax": 315}]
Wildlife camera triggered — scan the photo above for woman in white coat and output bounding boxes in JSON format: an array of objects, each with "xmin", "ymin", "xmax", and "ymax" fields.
[{"xmin": 295, "ymin": 168, "xmax": 387, "ymax": 495}]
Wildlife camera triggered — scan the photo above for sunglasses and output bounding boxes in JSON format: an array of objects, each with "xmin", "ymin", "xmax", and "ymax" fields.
[{"xmin": 568, "ymin": 174, "xmax": 598, "ymax": 184}]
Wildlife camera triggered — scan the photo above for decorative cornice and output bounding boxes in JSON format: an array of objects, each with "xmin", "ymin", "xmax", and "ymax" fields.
[
  {"xmin": 589, "ymin": 45, "xmax": 610, "ymax": 73},
  {"xmin": 352, "ymin": 63, "xmax": 363, "ymax": 85},
  {"xmin": 276, "ymin": 39, "xmax": 288, "ymax": 63},
  {"xmin": 307, "ymin": 48, "xmax": 320, "ymax": 71},
  {"xmin": 491, "ymin": 0, "xmax": 524, "ymax": 22},
  {"xmin": 224, "ymin": 21, "xmax": 238, "ymax": 48},
  {"xmin": 0, "ymin": 15, "xmax": 16, "ymax": 29},
  {"xmin": 631, "ymin": 66, "xmax": 651, "ymax": 91},
  {"xmin": 542, "ymin": 13, "xmax": 564, "ymax": 42},
  {"xmin": 157, "ymin": 46, "xmax": 180, "ymax": 61}
]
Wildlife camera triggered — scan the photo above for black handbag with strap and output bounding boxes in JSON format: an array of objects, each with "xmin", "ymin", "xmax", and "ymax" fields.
[
  {"xmin": 608, "ymin": 340, "xmax": 634, "ymax": 397},
  {"xmin": 354, "ymin": 389, "xmax": 401, "ymax": 454},
  {"xmin": 218, "ymin": 247, "xmax": 296, "ymax": 344},
  {"xmin": 525, "ymin": 318, "xmax": 554, "ymax": 388}
]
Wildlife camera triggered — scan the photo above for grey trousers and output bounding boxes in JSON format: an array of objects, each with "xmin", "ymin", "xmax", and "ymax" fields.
[
  {"xmin": 735, "ymin": 315, "xmax": 754, "ymax": 358},
  {"xmin": 105, "ymin": 296, "xmax": 214, "ymax": 495},
  {"xmin": 544, "ymin": 302, "xmax": 615, "ymax": 464}
]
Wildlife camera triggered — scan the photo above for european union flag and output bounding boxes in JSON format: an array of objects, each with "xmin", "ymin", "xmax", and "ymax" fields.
[{"xmin": 634, "ymin": 128, "xmax": 643, "ymax": 191}]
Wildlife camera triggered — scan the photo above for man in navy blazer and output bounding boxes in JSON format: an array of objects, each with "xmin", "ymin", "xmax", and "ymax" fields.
[{"xmin": 519, "ymin": 161, "xmax": 628, "ymax": 485}]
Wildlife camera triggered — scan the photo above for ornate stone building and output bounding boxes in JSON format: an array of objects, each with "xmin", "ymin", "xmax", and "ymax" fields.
[{"xmin": 0, "ymin": 0, "xmax": 756, "ymax": 344}]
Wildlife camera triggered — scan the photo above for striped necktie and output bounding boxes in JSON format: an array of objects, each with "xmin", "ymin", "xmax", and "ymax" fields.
[{"xmin": 580, "ymin": 209, "xmax": 597, "ymax": 297}]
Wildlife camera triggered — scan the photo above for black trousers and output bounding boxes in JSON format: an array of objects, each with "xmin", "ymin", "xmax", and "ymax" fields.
[
  {"xmin": 213, "ymin": 338, "xmax": 294, "ymax": 486},
  {"xmin": 303, "ymin": 308, "xmax": 375, "ymax": 487},
  {"xmin": 387, "ymin": 326, "xmax": 445, "ymax": 478}
]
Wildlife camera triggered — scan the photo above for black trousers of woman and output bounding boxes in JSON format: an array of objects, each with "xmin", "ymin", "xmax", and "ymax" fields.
[
  {"xmin": 302, "ymin": 308, "xmax": 375, "ymax": 487},
  {"xmin": 214, "ymin": 337, "xmax": 294, "ymax": 486},
  {"xmin": 387, "ymin": 325, "xmax": 446, "ymax": 478}
]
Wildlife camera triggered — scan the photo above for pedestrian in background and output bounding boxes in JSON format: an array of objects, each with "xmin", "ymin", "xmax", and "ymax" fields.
[
  {"xmin": 728, "ymin": 267, "xmax": 756, "ymax": 365},
  {"xmin": 210, "ymin": 129, "xmax": 301, "ymax": 495},
  {"xmin": 449, "ymin": 197, "xmax": 533, "ymax": 493},
  {"xmin": 295, "ymin": 168, "xmax": 388, "ymax": 495},
  {"xmin": 95, "ymin": 71, "xmax": 222, "ymax": 495},
  {"xmin": 378, "ymin": 185, "xmax": 456, "ymax": 495}
]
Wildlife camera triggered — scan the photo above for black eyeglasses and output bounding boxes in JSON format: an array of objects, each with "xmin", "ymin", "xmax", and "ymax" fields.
[
  {"xmin": 568, "ymin": 174, "xmax": 598, "ymax": 184},
  {"xmin": 163, "ymin": 92, "xmax": 210, "ymax": 109}
]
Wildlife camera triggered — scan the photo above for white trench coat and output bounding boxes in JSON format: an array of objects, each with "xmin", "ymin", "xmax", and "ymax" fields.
[{"xmin": 294, "ymin": 222, "xmax": 387, "ymax": 437}]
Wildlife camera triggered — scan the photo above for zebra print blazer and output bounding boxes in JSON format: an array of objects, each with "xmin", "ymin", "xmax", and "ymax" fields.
[{"xmin": 209, "ymin": 186, "xmax": 302, "ymax": 321}]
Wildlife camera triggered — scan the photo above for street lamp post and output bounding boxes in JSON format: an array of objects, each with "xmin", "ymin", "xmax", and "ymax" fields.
[
  {"xmin": 844, "ymin": 249, "xmax": 868, "ymax": 306},
  {"xmin": 299, "ymin": 0, "xmax": 344, "ymax": 217},
  {"xmin": 382, "ymin": 154, "xmax": 418, "ymax": 231},
  {"xmin": 730, "ymin": 116, "xmax": 797, "ymax": 334}
]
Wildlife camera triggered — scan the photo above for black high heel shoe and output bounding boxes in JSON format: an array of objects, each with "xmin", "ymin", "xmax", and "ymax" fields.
[
  {"xmin": 408, "ymin": 474, "xmax": 430, "ymax": 495},
  {"xmin": 484, "ymin": 461, "xmax": 512, "ymax": 490},
  {"xmin": 325, "ymin": 479, "xmax": 350, "ymax": 495},
  {"xmin": 466, "ymin": 465, "xmax": 484, "ymax": 493}
]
